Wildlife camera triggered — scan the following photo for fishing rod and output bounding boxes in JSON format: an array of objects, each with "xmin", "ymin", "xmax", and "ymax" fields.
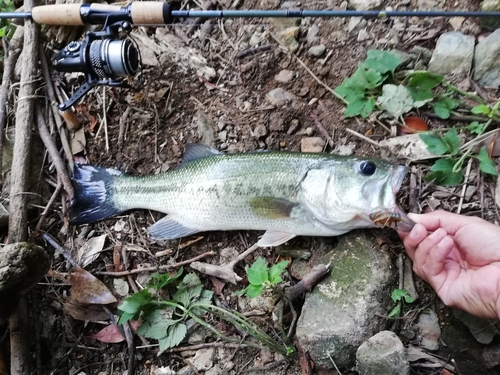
[{"xmin": 2, "ymin": 2, "xmax": 499, "ymax": 111}]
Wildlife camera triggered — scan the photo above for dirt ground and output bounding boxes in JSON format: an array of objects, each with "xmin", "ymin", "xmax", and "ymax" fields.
[{"xmin": 2, "ymin": 0, "xmax": 500, "ymax": 373}]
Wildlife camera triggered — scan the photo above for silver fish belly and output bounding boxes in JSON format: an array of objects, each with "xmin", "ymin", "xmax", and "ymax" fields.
[{"xmin": 70, "ymin": 143, "xmax": 414, "ymax": 246}]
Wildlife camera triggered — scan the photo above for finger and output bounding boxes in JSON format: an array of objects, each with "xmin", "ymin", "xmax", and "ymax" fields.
[
  {"xmin": 408, "ymin": 210, "xmax": 479, "ymax": 235},
  {"xmin": 421, "ymin": 235, "xmax": 455, "ymax": 292},
  {"xmin": 401, "ymin": 223, "xmax": 428, "ymax": 260},
  {"xmin": 412, "ymin": 228, "xmax": 447, "ymax": 279}
]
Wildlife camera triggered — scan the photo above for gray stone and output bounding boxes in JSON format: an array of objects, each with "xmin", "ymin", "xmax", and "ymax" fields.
[
  {"xmin": 300, "ymin": 137, "xmax": 325, "ymax": 153},
  {"xmin": 195, "ymin": 111, "xmax": 215, "ymax": 147},
  {"xmin": 265, "ymin": 88, "xmax": 295, "ymax": 106},
  {"xmin": 473, "ymin": 29, "xmax": 500, "ymax": 88},
  {"xmin": 253, "ymin": 124, "xmax": 268, "ymax": 138},
  {"xmin": 349, "ymin": 0, "xmax": 383, "ymax": 10},
  {"xmin": 277, "ymin": 27, "xmax": 300, "ymax": 53},
  {"xmin": 308, "ymin": 44, "xmax": 326, "ymax": 57},
  {"xmin": 416, "ymin": 311, "xmax": 441, "ymax": 351},
  {"xmin": 307, "ymin": 24, "xmax": 320, "ymax": 44},
  {"xmin": 191, "ymin": 348, "xmax": 215, "ymax": 371},
  {"xmin": 356, "ymin": 331, "xmax": 410, "ymax": 375},
  {"xmin": 274, "ymin": 70, "xmax": 295, "ymax": 83},
  {"xmin": 296, "ymin": 231, "xmax": 395, "ymax": 368},
  {"xmin": 428, "ymin": 32, "xmax": 475, "ymax": 75}
]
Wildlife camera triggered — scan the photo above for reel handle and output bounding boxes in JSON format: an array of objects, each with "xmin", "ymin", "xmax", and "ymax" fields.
[{"xmin": 31, "ymin": 2, "xmax": 172, "ymax": 26}]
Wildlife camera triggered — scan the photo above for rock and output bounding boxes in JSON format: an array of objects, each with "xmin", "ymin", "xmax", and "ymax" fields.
[
  {"xmin": 473, "ymin": 29, "xmax": 500, "ymax": 88},
  {"xmin": 300, "ymin": 137, "xmax": 325, "ymax": 153},
  {"xmin": 265, "ymin": 88, "xmax": 295, "ymax": 106},
  {"xmin": 349, "ymin": 0, "xmax": 383, "ymax": 10},
  {"xmin": 277, "ymin": 27, "xmax": 300, "ymax": 53},
  {"xmin": 195, "ymin": 111, "xmax": 215, "ymax": 147},
  {"xmin": 308, "ymin": 44, "xmax": 326, "ymax": 57},
  {"xmin": 218, "ymin": 130, "xmax": 228, "ymax": 142},
  {"xmin": 348, "ymin": 17, "xmax": 367, "ymax": 35},
  {"xmin": 356, "ymin": 331, "xmax": 410, "ymax": 375},
  {"xmin": 253, "ymin": 124, "xmax": 268, "ymax": 138},
  {"xmin": 296, "ymin": 231, "xmax": 395, "ymax": 368},
  {"xmin": 249, "ymin": 29, "xmax": 267, "ymax": 46},
  {"xmin": 428, "ymin": 32, "xmax": 475, "ymax": 76},
  {"xmin": 191, "ymin": 348, "xmax": 215, "ymax": 371},
  {"xmin": 274, "ymin": 69, "xmax": 295, "ymax": 83},
  {"xmin": 287, "ymin": 119, "xmax": 300, "ymax": 134},
  {"xmin": 416, "ymin": 311, "xmax": 441, "ymax": 351},
  {"xmin": 307, "ymin": 24, "xmax": 320, "ymax": 44},
  {"xmin": 357, "ymin": 28, "xmax": 371, "ymax": 42}
]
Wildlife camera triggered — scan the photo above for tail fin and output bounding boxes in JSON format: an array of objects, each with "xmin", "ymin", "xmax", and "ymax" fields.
[{"xmin": 69, "ymin": 164, "xmax": 123, "ymax": 225}]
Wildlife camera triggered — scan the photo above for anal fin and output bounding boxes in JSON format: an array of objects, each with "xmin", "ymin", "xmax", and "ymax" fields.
[
  {"xmin": 257, "ymin": 230, "xmax": 296, "ymax": 247},
  {"xmin": 148, "ymin": 216, "xmax": 200, "ymax": 240}
]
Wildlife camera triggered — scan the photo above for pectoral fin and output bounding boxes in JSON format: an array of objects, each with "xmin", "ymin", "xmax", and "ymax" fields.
[
  {"xmin": 249, "ymin": 197, "xmax": 298, "ymax": 219},
  {"xmin": 257, "ymin": 230, "xmax": 296, "ymax": 247},
  {"xmin": 148, "ymin": 216, "xmax": 200, "ymax": 239}
]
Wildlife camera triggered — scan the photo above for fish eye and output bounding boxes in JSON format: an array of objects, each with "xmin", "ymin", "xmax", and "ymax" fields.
[{"xmin": 359, "ymin": 161, "xmax": 377, "ymax": 176}]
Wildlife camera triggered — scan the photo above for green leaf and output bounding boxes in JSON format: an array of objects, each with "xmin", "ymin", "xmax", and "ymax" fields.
[
  {"xmin": 471, "ymin": 104, "xmax": 491, "ymax": 116},
  {"xmin": 491, "ymin": 101, "xmax": 500, "ymax": 117},
  {"xmin": 433, "ymin": 97, "xmax": 458, "ymax": 119},
  {"xmin": 407, "ymin": 71, "xmax": 443, "ymax": 91},
  {"xmin": 149, "ymin": 267, "xmax": 183, "ymax": 291},
  {"xmin": 268, "ymin": 260, "xmax": 289, "ymax": 284},
  {"xmin": 469, "ymin": 121, "xmax": 487, "ymax": 135},
  {"xmin": 247, "ymin": 257, "xmax": 269, "ymax": 286},
  {"xmin": 158, "ymin": 323, "xmax": 187, "ymax": 353},
  {"xmin": 245, "ymin": 284, "xmax": 264, "ymax": 298},
  {"xmin": 360, "ymin": 50, "xmax": 401, "ymax": 74},
  {"xmin": 477, "ymin": 147, "xmax": 498, "ymax": 177},
  {"xmin": 390, "ymin": 289, "xmax": 409, "ymax": 303},
  {"xmin": 403, "ymin": 294, "xmax": 414, "ymax": 304},
  {"xmin": 377, "ymin": 84, "xmax": 414, "ymax": 118},
  {"xmin": 118, "ymin": 290, "xmax": 151, "ymax": 315},
  {"xmin": 408, "ymin": 88, "xmax": 434, "ymax": 108},
  {"xmin": 425, "ymin": 158, "xmax": 463, "ymax": 186},
  {"xmin": 388, "ymin": 305, "xmax": 401, "ymax": 318},
  {"xmin": 442, "ymin": 127, "xmax": 460, "ymax": 156},
  {"xmin": 117, "ymin": 311, "xmax": 136, "ymax": 325},
  {"xmin": 136, "ymin": 309, "xmax": 177, "ymax": 340},
  {"xmin": 173, "ymin": 273, "xmax": 203, "ymax": 307},
  {"xmin": 344, "ymin": 96, "xmax": 376, "ymax": 118},
  {"xmin": 419, "ymin": 132, "xmax": 450, "ymax": 155}
]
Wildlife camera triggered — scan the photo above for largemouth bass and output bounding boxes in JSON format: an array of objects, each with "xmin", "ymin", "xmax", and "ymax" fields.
[{"xmin": 70, "ymin": 144, "xmax": 414, "ymax": 247}]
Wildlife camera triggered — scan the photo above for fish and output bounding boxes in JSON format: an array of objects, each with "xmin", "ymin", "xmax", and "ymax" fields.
[{"xmin": 69, "ymin": 143, "xmax": 414, "ymax": 247}]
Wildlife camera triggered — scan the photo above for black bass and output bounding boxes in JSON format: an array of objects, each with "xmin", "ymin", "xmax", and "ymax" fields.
[{"xmin": 69, "ymin": 144, "xmax": 414, "ymax": 247}]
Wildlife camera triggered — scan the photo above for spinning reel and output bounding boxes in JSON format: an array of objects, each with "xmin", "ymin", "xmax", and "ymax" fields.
[{"xmin": 53, "ymin": 20, "xmax": 140, "ymax": 112}]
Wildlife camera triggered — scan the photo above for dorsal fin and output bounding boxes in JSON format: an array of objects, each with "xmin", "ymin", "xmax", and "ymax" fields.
[{"xmin": 182, "ymin": 143, "xmax": 222, "ymax": 164}]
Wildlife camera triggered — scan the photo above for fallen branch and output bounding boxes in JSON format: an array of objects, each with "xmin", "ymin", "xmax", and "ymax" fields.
[
  {"xmin": 285, "ymin": 263, "xmax": 330, "ymax": 301},
  {"xmin": 190, "ymin": 243, "xmax": 260, "ymax": 284}
]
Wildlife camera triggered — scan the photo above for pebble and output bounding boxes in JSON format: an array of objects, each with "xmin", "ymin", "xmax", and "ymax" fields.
[
  {"xmin": 253, "ymin": 124, "xmax": 268, "ymax": 138},
  {"xmin": 277, "ymin": 27, "xmax": 300, "ymax": 53},
  {"xmin": 218, "ymin": 130, "xmax": 227, "ymax": 142},
  {"xmin": 287, "ymin": 119, "xmax": 300, "ymax": 134},
  {"xmin": 349, "ymin": 0, "xmax": 383, "ymax": 10},
  {"xmin": 275, "ymin": 69, "xmax": 295, "ymax": 83},
  {"xmin": 416, "ymin": 311, "xmax": 441, "ymax": 351},
  {"xmin": 308, "ymin": 44, "xmax": 326, "ymax": 57},
  {"xmin": 301, "ymin": 137, "xmax": 325, "ymax": 153},
  {"xmin": 307, "ymin": 24, "xmax": 320, "ymax": 44},
  {"xmin": 265, "ymin": 88, "xmax": 295, "ymax": 106},
  {"xmin": 191, "ymin": 348, "xmax": 215, "ymax": 371},
  {"xmin": 356, "ymin": 331, "xmax": 410, "ymax": 375}
]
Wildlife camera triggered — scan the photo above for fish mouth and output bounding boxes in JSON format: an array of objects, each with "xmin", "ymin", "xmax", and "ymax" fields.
[{"xmin": 368, "ymin": 165, "xmax": 415, "ymax": 232}]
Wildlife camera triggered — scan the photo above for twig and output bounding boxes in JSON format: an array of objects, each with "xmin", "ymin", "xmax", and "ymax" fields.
[
  {"xmin": 345, "ymin": 128, "xmax": 381, "ymax": 148},
  {"xmin": 310, "ymin": 112, "xmax": 334, "ymax": 148},
  {"xmin": 9, "ymin": 0, "xmax": 38, "ymax": 372},
  {"xmin": 96, "ymin": 251, "xmax": 215, "ymax": 276},
  {"xmin": 136, "ymin": 341, "xmax": 249, "ymax": 352},
  {"xmin": 35, "ymin": 105, "xmax": 74, "ymax": 201},
  {"xmin": 0, "ymin": 29, "xmax": 22, "ymax": 179},
  {"xmin": 117, "ymin": 106, "xmax": 131, "ymax": 147},
  {"xmin": 33, "ymin": 182, "xmax": 62, "ymax": 236},
  {"xmin": 284, "ymin": 264, "xmax": 330, "ymax": 301},
  {"xmin": 190, "ymin": 243, "xmax": 260, "ymax": 284},
  {"xmin": 328, "ymin": 354, "xmax": 343, "ymax": 375},
  {"xmin": 456, "ymin": 158, "xmax": 473, "ymax": 214},
  {"xmin": 39, "ymin": 46, "xmax": 74, "ymax": 167},
  {"xmin": 103, "ymin": 87, "xmax": 109, "ymax": 152},
  {"xmin": 40, "ymin": 231, "xmax": 79, "ymax": 268},
  {"xmin": 235, "ymin": 44, "xmax": 273, "ymax": 59}
]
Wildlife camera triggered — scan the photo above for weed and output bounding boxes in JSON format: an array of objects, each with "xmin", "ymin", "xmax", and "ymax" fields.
[
  {"xmin": 388, "ymin": 288, "xmax": 414, "ymax": 318},
  {"xmin": 235, "ymin": 256, "xmax": 289, "ymax": 298}
]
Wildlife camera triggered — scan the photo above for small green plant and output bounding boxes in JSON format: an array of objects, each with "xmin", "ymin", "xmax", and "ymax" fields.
[
  {"xmin": 235, "ymin": 256, "xmax": 289, "ymax": 298},
  {"xmin": 0, "ymin": 0, "xmax": 15, "ymax": 38},
  {"xmin": 118, "ymin": 267, "xmax": 292, "ymax": 355},
  {"xmin": 388, "ymin": 288, "xmax": 414, "ymax": 318}
]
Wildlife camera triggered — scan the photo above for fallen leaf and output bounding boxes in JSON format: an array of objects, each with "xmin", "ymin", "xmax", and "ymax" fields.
[
  {"xmin": 77, "ymin": 234, "xmax": 107, "ymax": 268},
  {"xmin": 64, "ymin": 300, "xmax": 110, "ymax": 322},
  {"xmin": 114, "ymin": 278, "xmax": 130, "ymax": 297},
  {"xmin": 87, "ymin": 321, "xmax": 141, "ymax": 343},
  {"xmin": 210, "ymin": 276, "xmax": 225, "ymax": 296},
  {"xmin": 68, "ymin": 268, "xmax": 117, "ymax": 305},
  {"xmin": 400, "ymin": 116, "xmax": 428, "ymax": 134}
]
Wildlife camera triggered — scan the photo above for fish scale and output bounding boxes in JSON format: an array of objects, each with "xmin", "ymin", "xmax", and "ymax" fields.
[{"xmin": 69, "ymin": 144, "xmax": 414, "ymax": 247}]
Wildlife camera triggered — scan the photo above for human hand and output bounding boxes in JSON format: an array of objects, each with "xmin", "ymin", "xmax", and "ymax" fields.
[{"xmin": 398, "ymin": 210, "xmax": 500, "ymax": 319}]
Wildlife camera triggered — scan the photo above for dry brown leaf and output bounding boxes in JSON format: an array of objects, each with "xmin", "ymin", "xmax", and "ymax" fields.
[
  {"xmin": 63, "ymin": 300, "xmax": 110, "ymax": 322},
  {"xmin": 77, "ymin": 234, "xmax": 107, "ymax": 268},
  {"xmin": 68, "ymin": 268, "xmax": 117, "ymax": 305}
]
